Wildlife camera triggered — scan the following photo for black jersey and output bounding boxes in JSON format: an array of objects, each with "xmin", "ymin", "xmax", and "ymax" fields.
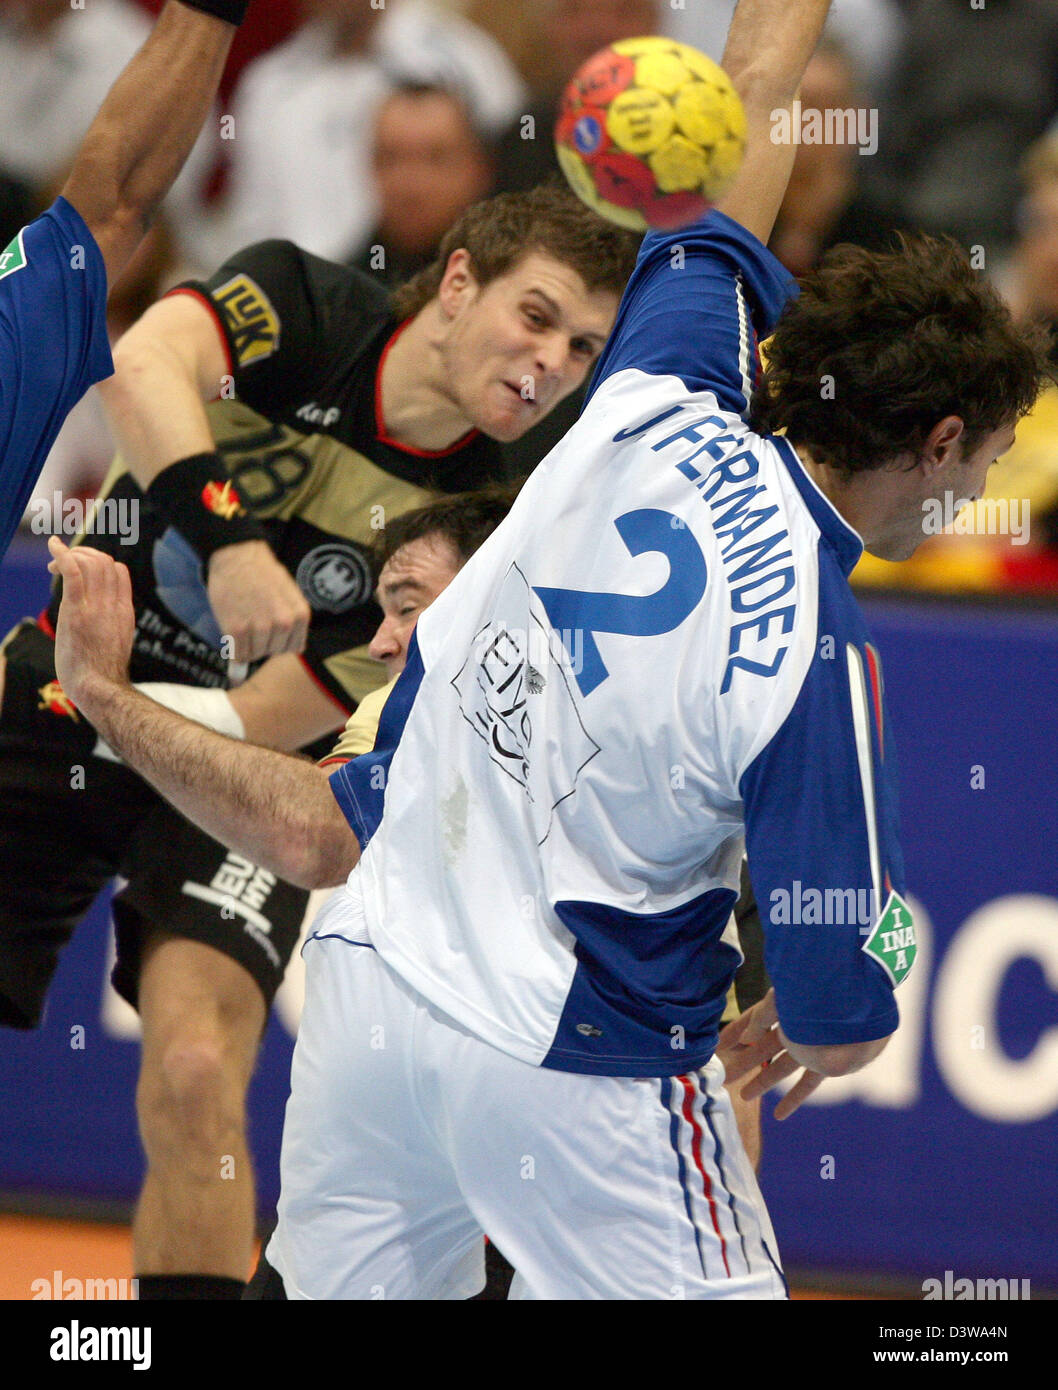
[{"xmin": 44, "ymin": 240, "xmax": 503, "ymax": 712}]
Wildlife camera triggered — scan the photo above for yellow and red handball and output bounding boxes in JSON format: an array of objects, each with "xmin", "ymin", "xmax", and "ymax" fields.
[{"xmin": 555, "ymin": 36, "xmax": 746, "ymax": 232}]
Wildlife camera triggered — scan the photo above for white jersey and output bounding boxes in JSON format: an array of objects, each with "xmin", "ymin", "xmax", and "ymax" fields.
[{"xmin": 328, "ymin": 214, "xmax": 909, "ymax": 1077}]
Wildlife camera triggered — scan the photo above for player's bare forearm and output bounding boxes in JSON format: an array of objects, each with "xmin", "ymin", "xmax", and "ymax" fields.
[
  {"xmin": 48, "ymin": 538, "xmax": 355, "ymax": 889},
  {"xmin": 722, "ymin": 0, "xmax": 832, "ymax": 98},
  {"xmin": 717, "ymin": 0, "xmax": 833, "ymax": 245},
  {"xmin": 80, "ymin": 684, "xmax": 358, "ymax": 890},
  {"xmin": 101, "ymin": 346, "xmax": 218, "ymax": 492},
  {"xmin": 228, "ymin": 654, "xmax": 348, "ymax": 752},
  {"xmin": 100, "ymin": 294, "xmax": 229, "ymax": 490},
  {"xmin": 61, "ymin": 1, "xmax": 237, "ymax": 288},
  {"xmin": 100, "ymin": 298, "xmax": 311, "ymax": 663}
]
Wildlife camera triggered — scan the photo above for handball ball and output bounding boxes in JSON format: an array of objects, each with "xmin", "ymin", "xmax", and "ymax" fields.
[{"xmin": 555, "ymin": 36, "xmax": 746, "ymax": 232}]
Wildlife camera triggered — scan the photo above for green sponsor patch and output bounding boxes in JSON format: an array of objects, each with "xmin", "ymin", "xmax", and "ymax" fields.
[
  {"xmin": 0, "ymin": 228, "xmax": 27, "ymax": 282},
  {"xmin": 862, "ymin": 889, "xmax": 916, "ymax": 986}
]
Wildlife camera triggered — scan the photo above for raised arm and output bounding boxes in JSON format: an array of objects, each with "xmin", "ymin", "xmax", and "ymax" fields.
[
  {"xmin": 717, "ymin": 0, "xmax": 833, "ymax": 245},
  {"xmin": 61, "ymin": 0, "xmax": 246, "ymax": 289},
  {"xmin": 585, "ymin": 0, "xmax": 835, "ymax": 415},
  {"xmin": 47, "ymin": 539, "xmax": 359, "ymax": 890},
  {"xmin": 98, "ymin": 290, "xmax": 312, "ymax": 663},
  {"xmin": 101, "ymin": 292, "xmax": 230, "ymax": 484}
]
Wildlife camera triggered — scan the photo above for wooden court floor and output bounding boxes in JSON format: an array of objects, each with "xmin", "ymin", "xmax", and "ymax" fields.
[{"xmin": 1, "ymin": 1212, "xmax": 896, "ymax": 1300}]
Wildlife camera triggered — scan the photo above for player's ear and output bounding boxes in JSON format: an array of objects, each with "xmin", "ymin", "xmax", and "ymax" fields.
[
  {"xmin": 437, "ymin": 249, "xmax": 477, "ymax": 320},
  {"xmin": 920, "ymin": 415, "xmax": 965, "ymax": 475}
]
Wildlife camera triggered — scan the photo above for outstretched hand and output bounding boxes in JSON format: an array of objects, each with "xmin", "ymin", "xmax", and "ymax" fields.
[
  {"xmin": 715, "ymin": 989, "xmax": 827, "ymax": 1120},
  {"xmin": 47, "ymin": 538, "xmax": 137, "ymax": 708}
]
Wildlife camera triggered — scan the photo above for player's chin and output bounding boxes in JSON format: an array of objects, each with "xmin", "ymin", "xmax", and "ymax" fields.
[
  {"xmin": 479, "ymin": 392, "xmax": 543, "ymax": 441},
  {"xmin": 866, "ymin": 533, "xmax": 922, "ymax": 563}
]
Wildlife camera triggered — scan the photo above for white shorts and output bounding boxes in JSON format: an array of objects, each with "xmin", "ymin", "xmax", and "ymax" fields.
[{"xmin": 267, "ymin": 931, "xmax": 787, "ymax": 1301}]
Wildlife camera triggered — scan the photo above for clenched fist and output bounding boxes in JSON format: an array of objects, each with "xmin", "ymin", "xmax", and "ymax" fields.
[{"xmin": 208, "ymin": 541, "xmax": 311, "ymax": 663}]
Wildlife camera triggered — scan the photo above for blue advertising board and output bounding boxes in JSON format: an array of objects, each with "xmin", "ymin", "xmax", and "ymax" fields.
[
  {"xmin": 758, "ymin": 595, "xmax": 1058, "ymax": 1291},
  {"xmin": 1, "ymin": 536, "xmax": 1056, "ymax": 1289}
]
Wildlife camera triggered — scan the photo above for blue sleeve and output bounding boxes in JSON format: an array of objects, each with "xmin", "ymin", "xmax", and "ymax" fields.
[
  {"xmin": 0, "ymin": 197, "xmax": 113, "ymax": 557},
  {"xmin": 738, "ymin": 558, "xmax": 905, "ymax": 1046},
  {"xmin": 328, "ymin": 633, "xmax": 425, "ymax": 849},
  {"xmin": 586, "ymin": 210, "xmax": 795, "ymax": 418}
]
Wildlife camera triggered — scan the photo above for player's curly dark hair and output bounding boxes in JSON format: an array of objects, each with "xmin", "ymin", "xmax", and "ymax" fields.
[
  {"xmin": 390, "ymin": 179, "xmax": 640, "ymax": 320},
  {"xmin": 749, "ymin": 233, "xmax": 1053, "ymax": 474},
  {"xmin": 372, "ymin": 481, "xmax": 523, "ymax": 577}
]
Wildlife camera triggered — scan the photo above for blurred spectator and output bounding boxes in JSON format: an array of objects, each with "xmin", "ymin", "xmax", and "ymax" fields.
[
  {"xmin": 24, "ymin": 222, "xmax": 181, "ymax": 524},
  {"xmin": 376, "ymin": 1, "xmax": 526, "ymax": 135},
  {"xmin": 0, "ymin": 0, "xmax": 148, "ymax": 190},
  {"xmin": 767, "ymin": 39, "xmax": 909, "ymax": 278},
  {"xmin": 130, "ymin": 0, "xmax": 301, "ymax": 105},
  {"xmin": 1002, "ymin": 137, "xmax": 1058, "ymax": 338},
  {"xmin": 349, "ymin": 84, "xmax": 495, "ymax": 286},
  {"xmin": 663, "ymin": 0, "xmax": 904, "ymax": 89},
  {"xmin": 0, "ymin": 0, "xmax": 218, "ymax": 265},
  {"xmin": 464, "ymin": 0, "xmax": 551, "ymax": 92},
  {"xmin": 222, "ymin": 0, "xmax": 526, "ymax": 261},
  {"xmin": 854, "ymin": 134, "xmax": 1058, "ymax": 596},
  {"xmin": 862, "ymin": 0, "xmax": 1058, "ymax": 263},
  {"xmin": 490, "ymin": 0, "xmax": 659, "ymax": 197}
]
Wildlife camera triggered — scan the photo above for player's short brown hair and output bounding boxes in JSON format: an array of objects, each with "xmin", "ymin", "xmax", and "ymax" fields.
[
  {"xmin": 390, "ymin": 180, "xmax": 640, "ymax": 320},
  {"xmin": 373, "ymin": 481, "xmax": 522, "ymax": 576},
  {"xmin": 749, "ymin": 233, "xmax": 1052, "ymax": 474}
]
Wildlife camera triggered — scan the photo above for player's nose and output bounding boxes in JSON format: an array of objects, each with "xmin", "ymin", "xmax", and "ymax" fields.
[
  {"xmin": 534, "ymin": 334, "xmax": 571, "ymax": 382},
  {"xmin": 369, "ymin": 618, "xmax": 401, "ymax": 665}
]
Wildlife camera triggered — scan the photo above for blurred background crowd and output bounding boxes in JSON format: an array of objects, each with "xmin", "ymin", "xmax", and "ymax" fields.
[{"xmin": 3, "ymin": 0, "xmax": 1058, "ymax": 595}]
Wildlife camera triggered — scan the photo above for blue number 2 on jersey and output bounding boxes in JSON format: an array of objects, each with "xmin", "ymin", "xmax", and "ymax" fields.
[{"xmin": 533, "ymin": 509, "xmax": 707, "ymax": 697}]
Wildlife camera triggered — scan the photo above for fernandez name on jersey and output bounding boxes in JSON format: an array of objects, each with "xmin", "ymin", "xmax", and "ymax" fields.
[{"xmin": 328, "ymin": 212, "xmax": 908, "ymax": 1078}]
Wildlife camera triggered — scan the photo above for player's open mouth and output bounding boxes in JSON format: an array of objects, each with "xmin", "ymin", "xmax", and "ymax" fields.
[{"xmin": 503, "ymin": 382, "xmax": 537, "ymax": 409}]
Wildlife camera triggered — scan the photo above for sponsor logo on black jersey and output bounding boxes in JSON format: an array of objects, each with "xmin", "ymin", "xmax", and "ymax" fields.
[
  {"xmin": 296, "ymin": 543, "xmax": 373, "ymax": 613},
  {"xmin": 213, "ymin": 273, "xmax": 281, "ymax": 367},
  {"xmin": 295, "ymin": 401, "xmax": 341, "ymax": 428}
]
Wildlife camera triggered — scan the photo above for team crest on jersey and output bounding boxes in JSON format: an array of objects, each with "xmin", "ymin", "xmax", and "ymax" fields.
[
  {"xmin": 452, "ymin": 563, "xmax": 600, "ymax": 845},
  {"xmin": 201, "ymin": 479, "xmax": 246, "ymax": 520},
  {"xmin": 38, "ymin": 680, "xmax": 79, "ymax": 721},
  {"xmin": 296, "ymin": 543, "xmax": 372, "ymax": 613},
  {"xmin": 0, "ymin": 228, "xmax": 27, "ymax": 281},
  {"xmin": 213, "ymin": 273, "xmax": 281, "ymax": 367}
]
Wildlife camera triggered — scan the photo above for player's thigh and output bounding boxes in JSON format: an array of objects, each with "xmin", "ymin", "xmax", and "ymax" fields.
[
  {"xmin": 269, "ymin": 919, "xmax": 483, "ymax": 1301},
  {"xmin": 0, "ymin": 784, "xmax": 109, "ymax": 1029},
  {"xmin": 111, "ymin": 800, "xmax": 308, "ymax": 1027},
  {"xmin": 438, "ymin": 1045, "xmax": 787, "ymax": 1300},
  {"xmin": 0, "ymin": 641, "xmax": 151, "ymax": 1027}
]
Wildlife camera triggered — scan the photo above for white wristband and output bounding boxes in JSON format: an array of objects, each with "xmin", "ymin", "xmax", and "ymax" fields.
[{"xmin": 92, "ymin": 683, "xmax": 246, "ymax": 763}]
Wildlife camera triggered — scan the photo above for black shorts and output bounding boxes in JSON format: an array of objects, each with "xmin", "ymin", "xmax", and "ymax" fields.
[{"xmin": 0, "ymin": 622, "xmax": 309, "ymax": 1030}]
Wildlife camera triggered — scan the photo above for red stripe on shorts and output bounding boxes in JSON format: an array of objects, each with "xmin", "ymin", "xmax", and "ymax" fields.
[{"xmin": 679, "ymin": 1073, "xmax": 731, "ymax": 1278}]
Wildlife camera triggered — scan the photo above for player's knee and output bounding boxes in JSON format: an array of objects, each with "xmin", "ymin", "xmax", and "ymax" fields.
[{"xmin": 138, "ymin": 1030, "xmax": 246, "ymax": 1156}]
